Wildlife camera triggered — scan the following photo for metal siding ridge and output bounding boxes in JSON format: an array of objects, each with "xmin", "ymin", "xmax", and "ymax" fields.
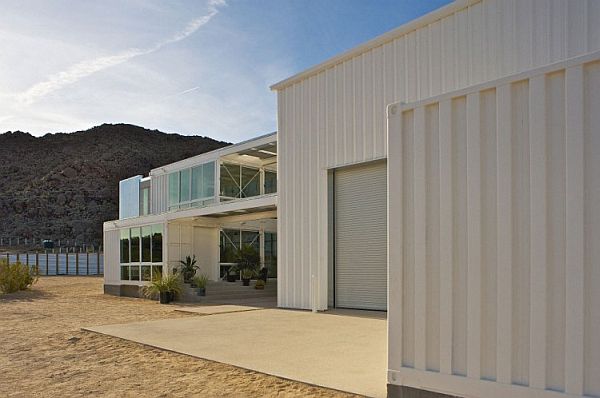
[{"xmin": 270, "ymin": 0, "xmax": 478, "ymax": 91}]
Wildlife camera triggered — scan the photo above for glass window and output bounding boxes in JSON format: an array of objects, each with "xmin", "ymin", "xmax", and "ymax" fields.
[
  {"xmin": 151, "ymin": 224, "xmax": 163, "ymax": 262},
  {"xmin": 220, "ymin": 163, "xmax": 240, "ymax": 198},
  {"xmin": 242, "ymin": 230, "xmax": 260, "ymax": 252},
  {"xmin": 120, "ymin": 265, "xmax": 130, "ymax": 281},
  {"xmin": 130, "ymin": 265, "xmax": 140, "ymax": 281},
  {"xmin": 202, "ymin": 162, "xmax": 215, "ymax": 199},
  {"xmin": 180, "ymin": 168, "xmax": 190, "ymax": 203},
  {"xmin": 141, "ymin": 187, "xmax": 149, "ymax": 215},
  {"xmin": 241, "ymin": 166, "xmax": 260, "ymax": 198},
  {"xmin": 120, "ymin": 229, "xmax": 129, "ymax": 263},
  {"xmin": 264, "ymin": 232, "xmax": 277, "ymax": 277},
  {"xmin": 130, "ymin": 228, "xmax": 140, "ymax": 263},
  {"xmin": 141, "ymin": 226, "xmax": 151, "ymax": 262},
  {"xmin": 168, "ymin": 172, "xmax": 179, "ymax": 207},
  {"xmin": 191, "ymin": 165, "xmax": 203, "ymax": 200},
  {"xmin": 151, "ymin": 265, "xmax": 163, "ymax": 280},
  {"xmin": 141, "ymin": 266, "xmax": 151, "ymax": 281},
  {"xmin": 264, "ymin": 170, "xmax": 277, "ymax": 194},
  {"xmin": 220, "ymin": 229, "xmax": 240, "ymax": 263}
]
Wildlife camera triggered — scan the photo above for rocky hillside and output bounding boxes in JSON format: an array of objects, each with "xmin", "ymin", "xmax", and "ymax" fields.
[{"xmin": 0, "ymin": 124, "xmax": 229, "ymax": 245}]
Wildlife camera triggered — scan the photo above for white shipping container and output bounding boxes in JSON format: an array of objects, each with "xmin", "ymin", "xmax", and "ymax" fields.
[{"xmin": 387, "ymin": 51, "xmax": 600, "ymax": 398}]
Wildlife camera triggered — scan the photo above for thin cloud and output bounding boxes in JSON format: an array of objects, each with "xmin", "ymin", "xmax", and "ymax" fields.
[
  {"xmin": 16, "ymin": 0, "xmax": 226, "ymax": 105},
  {"xmin": 164, "ymin": 86, "xmax": 202, "ymax": 99}
]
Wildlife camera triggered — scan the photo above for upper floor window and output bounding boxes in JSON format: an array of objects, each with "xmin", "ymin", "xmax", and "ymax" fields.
[
  {"xmin": 168, "ymin": 161, "xmax": 215, "ymax": 211},
  {"xmin": 220, "ymin": 163, "xmax": 263, "ymax": 200},
  {"xmin": 264, "ymin": 170, "xmax": 277, "ymax": 194}
]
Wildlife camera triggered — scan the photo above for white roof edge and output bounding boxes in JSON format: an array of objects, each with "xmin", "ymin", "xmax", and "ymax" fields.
[
  {"xmin": 270, "ymin": 0, "xmax": 475, "ymax": 91},
  {"xmin": 149, "ymin": 131, "xmax": 277, "ymax": 176}
]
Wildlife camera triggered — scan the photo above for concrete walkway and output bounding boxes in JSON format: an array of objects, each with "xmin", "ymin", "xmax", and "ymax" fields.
[{"xmin": 85, "ymin": 308, "xmax": 387, "ymax": 397}]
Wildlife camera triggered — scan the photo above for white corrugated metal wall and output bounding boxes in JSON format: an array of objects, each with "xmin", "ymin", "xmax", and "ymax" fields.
[
  {"xmin": 102, "ymin": 228, "xmax": 120, "ymax": 285},
  {"xmin": 275, "ymin": 0, "xmax": 600, "ymax": 310},
  {"xmin": 151, "ymin": 174, "xmax": 168, "ymax": 215},
  {"xmin": 387, "ymin": 52, "xmax": 600, "ymax": 398}
]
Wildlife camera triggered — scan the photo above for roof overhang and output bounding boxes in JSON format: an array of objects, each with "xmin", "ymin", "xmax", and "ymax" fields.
[{"xmin": 104, "ymin": 194, "xmax": 277, "ymax": 231}]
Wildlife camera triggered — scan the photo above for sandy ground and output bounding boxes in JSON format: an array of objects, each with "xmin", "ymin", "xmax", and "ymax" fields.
[{"xmin": 0, "ymin": 277, "xmax": 359, "ymax": 397}]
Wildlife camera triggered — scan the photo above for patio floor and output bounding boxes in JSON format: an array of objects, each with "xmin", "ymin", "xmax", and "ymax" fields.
[{"xmin": 85, "ymin": 307, "xmax": 387, "ymax": 397}]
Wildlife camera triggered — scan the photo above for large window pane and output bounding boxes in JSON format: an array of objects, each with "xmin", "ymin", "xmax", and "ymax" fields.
[
  {"xmin": 168, "ymin": 172, "xmax": 179, "ymax": 207},
  {"xmin": 180, "ymin": 168, "xmax": 190, "ymax": 203},
  {"xmin": 241, "ymin": 166, "xmax": 260, "ymax": 198},
  {"xmin": 130, "ymin": 265, "xmax": 140, "ymax": 281},
  {"xmin": 191, "ymin": 165, "xmax": 203, "ymax": 200},
  {"xmin": 202, "ymin": 162, "xmax": 215, "ymax": 198},
  {"xmin": 130, "ymin": 228, "xmax": 140, "ymax": 263},
  {"xmin": 120, "ymin": 266, "xmax": 130, "ymax": 280},
  {"xmin": 264, "ymin": 170, "xmax": 277, "ymax": 194},
  {"xmin": 242, "ymin": 230, "xmax": 260, "ymax": 253},
  {"xmin": 120, "ymin": 229, "xmax": 129, "ymax": 263},
  {"xmin": 264, "ymin": 232, "xmax": 277, "ymax": 277},
  {"xmin": 141, "ymin": 226, "xmax": 151, "ymax": 262},
  {"xmin": 141, "ymin": 187, "xmax": 149, "ymax": 215},
  {"xmin": 220, "ymin": 163, "xmax": 240, "ymax": 198},
  {"xmin": 152, "ymin": 224, "xmax": 163, "ymax": 262},
  {"xmin": 220, "ymin": 229, "xmax": 239, "ymax": 263},
  {"xmin": 151, "ymin": 265, "xmax": 163, "ymax": 279},
  {"xmin": 141, "ymin": 266, "xmax": 151, "ymax": 281}
]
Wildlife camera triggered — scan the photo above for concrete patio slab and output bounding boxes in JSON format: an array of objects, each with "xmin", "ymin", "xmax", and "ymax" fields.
[
  {"xmin": 84, "ymin": 309, "xmax": 386, "ymax": 397},
  {"xmin": 172, "ymin": 304, "xmax": 262, "ymax": 315}
]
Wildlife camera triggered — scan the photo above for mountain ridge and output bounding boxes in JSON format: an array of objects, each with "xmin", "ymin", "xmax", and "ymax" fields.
[{"xmin": 0, "ymin": 123, "xmax": 230, "ymax": 245}]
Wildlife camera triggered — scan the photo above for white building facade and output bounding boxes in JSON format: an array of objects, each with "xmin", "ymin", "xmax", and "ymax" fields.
[
  {"xmin": 271, "ymin": 0, "xmax": 600, "ymax": 397},
  {"xmin": 104, "ymin": 133, "xmax": 278, "ymax": 296}
]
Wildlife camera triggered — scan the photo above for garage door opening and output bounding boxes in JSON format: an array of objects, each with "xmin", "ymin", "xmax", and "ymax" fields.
[{"xmin": 328, "ymin": 160, "xmax": 387, "ymax": 311}]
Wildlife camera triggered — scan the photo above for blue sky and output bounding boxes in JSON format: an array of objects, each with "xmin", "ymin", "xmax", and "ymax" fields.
[{"xmin": 0, "ymin": 0, "xmax": 450, "ymax": 142}]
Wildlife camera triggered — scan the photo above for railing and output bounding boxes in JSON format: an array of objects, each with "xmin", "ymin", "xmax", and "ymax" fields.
[{"xmin": 1, "ymin": 251, "xmax": 104, "ymax": 276}]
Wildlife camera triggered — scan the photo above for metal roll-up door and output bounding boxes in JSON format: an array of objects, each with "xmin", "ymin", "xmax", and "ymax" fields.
[{"xmin": 334, "ymin": 160, "xmax": 387, "ymax": 310}]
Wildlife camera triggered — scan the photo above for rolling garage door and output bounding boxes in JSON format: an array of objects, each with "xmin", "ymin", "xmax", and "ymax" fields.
[{"xmin": 334, "ymin": 160, "xmax": 387, "ymax": 310}]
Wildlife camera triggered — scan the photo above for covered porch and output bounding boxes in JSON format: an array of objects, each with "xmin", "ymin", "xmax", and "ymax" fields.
[{"xmin": 164, "ymin": 198, "xmax": 278, "ymax": 302}]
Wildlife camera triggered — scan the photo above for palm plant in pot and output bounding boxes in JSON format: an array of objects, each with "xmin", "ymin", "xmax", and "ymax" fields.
[
  {"xmin": 192, "ymin": 274, "xmax": 208, "ymax": 296},
  {"xmin": 142, "ymin": 271, "xmax": 182, "ymax": 304},
  {"xmin": 234, "ymin": 244, "xmax": 260, "ymax": 286},
  {"xmin": 178, "ymin": 255, "xmax": 198, "ymax": 284}
]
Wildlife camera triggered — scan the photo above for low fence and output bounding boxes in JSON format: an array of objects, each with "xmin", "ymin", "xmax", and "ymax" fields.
[{"xmin": 2, "ymin": 252, "xmax": 104, "ymax": 276}]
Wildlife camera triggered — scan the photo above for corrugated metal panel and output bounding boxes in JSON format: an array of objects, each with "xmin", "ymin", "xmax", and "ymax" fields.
[
  {"xmin": 103, "ymin": 229, "xmax": 120, "ymax": 285},
  {"xmin": 276, "ymin": 0, "xmax": 600, "ymax": 311},
  {"xmin": 387, "ymin": 53, "xmax": 600, "ymax": 398},
  {"xmin": 151, "ymin": 174, "xmax": 168, "ymax": 215},
  {"xmin": 334, "ymin": 161, "xmax": 387, "ymax": 311}
]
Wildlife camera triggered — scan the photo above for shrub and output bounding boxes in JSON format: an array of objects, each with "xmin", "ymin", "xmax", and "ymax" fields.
[
  {"xmin": 142, "ymin": 271, "xmax": 182, "ymax": 298},
  {"xmin": 0, "ymin": 260, "xmax": 39, "ymax": 294},
  {"xmin": 193, "ymin": 274, "xmax": 208, "ymax": 289}
]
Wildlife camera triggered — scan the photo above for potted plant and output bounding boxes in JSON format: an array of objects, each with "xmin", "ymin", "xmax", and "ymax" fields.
[
  {"xmin": 234, "ymin": 244, "xmax": 260, "ymax": 287},
  {"xmin": 142, "ymin": 272, "xmax": 182, "ymax": 304},
  {"xmin": 224, "ymin": 265, "xmax": 238, "ymax": 282},
  {"xmin": 241, "ymin": 268, "xmax": 255, "ymax": 286},
  {"xmin": 254, "ymin": 279, "xmax": 265, "ymax": 290},
  {"xmin": 178, "ymin": 255, "xmax": 198, "ymax": 283},
  {"xmin": 193, "ymin": 274, "xmax": 208, "ymax": 296}
]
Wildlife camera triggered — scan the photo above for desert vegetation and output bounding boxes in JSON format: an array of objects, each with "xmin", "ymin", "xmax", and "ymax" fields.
[{"xmin": 0, "ymin": 260, "xmax": 38, "ymax": 294}]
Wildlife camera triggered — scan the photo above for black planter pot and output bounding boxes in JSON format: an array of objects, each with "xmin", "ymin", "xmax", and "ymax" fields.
[
  {"xmin": 242, "ymin": 278, "xmax": 250, "ymax": 286},
  {"xmin": 226, "ymin": 275, "xmax": 236, "ymax": 282},
  {"xmin": 159, "ymin": 291, "xmax": 169, "ymax": 304},
  {"xmin": 196, "ymin": 287, "xmax": 206, "ymax": 296},
  {"xmin": 167, "ymin": 291, "xmax": 175, "ymax": 303}
]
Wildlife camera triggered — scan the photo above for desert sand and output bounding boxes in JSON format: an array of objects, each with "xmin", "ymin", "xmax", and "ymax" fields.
[{"xmin": 0, "ymin": 277, "xmax": 359, "ymax": 397}]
